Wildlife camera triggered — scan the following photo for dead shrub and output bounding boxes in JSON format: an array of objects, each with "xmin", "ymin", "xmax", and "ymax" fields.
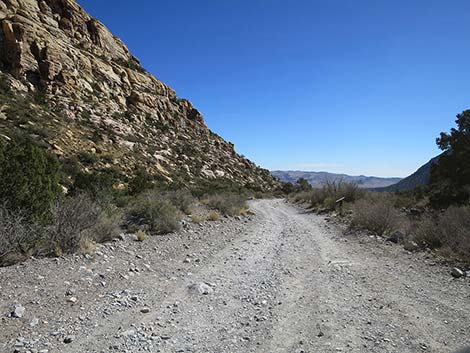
[
  {"xmin": 50, "ymin": 194, "xmax": 99, "ymax": 254},
  {"xmin": 0, "ymin": 205, "xmax": 41, "ymax": 265},
  {"xmin": 50, "ymin": 194, "xmax": 121, "ymax": 254},
  {"xmin": 351, "ymin": 195, "xmax": 403, "ymax": 235},
  {"xmin": 412, "ymin": 206, "xmax": 470, "ymax": 261}
]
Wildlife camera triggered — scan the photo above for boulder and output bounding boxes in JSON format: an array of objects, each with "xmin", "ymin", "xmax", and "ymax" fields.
[
  {"xmin": 387, "ymin": 230, "xmax": 405, "ymax": 244},
  {"xmin": 451, "ymin": 268, "xmax": 465, "ymax": 278},
  {"xmin": 403, "ymin": 240, "xmax": 419, "ymax": 252}
]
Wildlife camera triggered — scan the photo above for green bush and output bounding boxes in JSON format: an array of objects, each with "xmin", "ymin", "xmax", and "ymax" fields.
[
  {"xmin": 71, "ymin": 169, "xmax": 121, "ymax": 200},
  {"xmin": 128, "ymin": 167, "xmax": 154, "ymax": 195},
  {"xmin": 0, "ymin": 139, "xmax": 61, "ymax": 224},
  {"xmin": 78, "ymin": 151, "xmax": 100, "ymax": 165},
  {"xmin": 190, "ymin": 178, "xmax": 249, "ymax": 198},
  {"xmin": 127, "ymin": 192, "xmax": 181, "ymax": 234}
]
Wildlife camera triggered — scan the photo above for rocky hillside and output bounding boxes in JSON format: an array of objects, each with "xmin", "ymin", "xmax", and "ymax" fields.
[
  {"xmin": 271, "ymin": 170, "xmax": 401, "ymax": 189},
  {"xmin": 0, "ymin": 0, "xmax": 274, "ymax": 189}
]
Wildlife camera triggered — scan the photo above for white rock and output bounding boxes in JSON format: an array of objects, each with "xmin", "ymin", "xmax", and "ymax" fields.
[
  {"xmin": 12, "ymin": 304, "xmax": 25, "ymax": 318},
  {"xmin": 188, "ymin": 282, "xmax": 214, "ymax": 295}
]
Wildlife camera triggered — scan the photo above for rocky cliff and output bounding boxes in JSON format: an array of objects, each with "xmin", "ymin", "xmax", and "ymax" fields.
[{"xmin": 0, "ymin": 0, "xmax": 274, "ymax": 189}]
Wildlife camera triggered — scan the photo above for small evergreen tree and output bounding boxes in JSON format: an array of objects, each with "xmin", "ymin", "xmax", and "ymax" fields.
[
  {"xmin": 296, "ymin": 177, "xmax": 312, "ymax": 192},
  {"xmin": 429, "ymin": 110, "xmax": 470, "ymax": 207},
  {"xmin": 0, "ymin": 139, "xmax": 61, "ymax": 223}
]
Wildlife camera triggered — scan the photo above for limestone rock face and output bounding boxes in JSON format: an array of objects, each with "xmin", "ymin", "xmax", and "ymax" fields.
[{"xmin": 0, "ymin": 0, "xmax": 275, "ymax": 189}]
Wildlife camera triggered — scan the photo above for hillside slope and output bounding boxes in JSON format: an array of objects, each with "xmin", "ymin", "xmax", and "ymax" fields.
[
  {"xmin": 379, "ymin": 155, "xmax": 440, "ymax": 192},
  {"xmin": 271, "ymin": 170, "xmax": 401, "ymax": 188},
  {"xmin": 0, "ymin": 0, "xmax": 274, "ymax": 189}
]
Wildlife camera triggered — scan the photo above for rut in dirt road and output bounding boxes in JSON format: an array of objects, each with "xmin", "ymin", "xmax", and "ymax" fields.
[{"xmin": 1, "ymin": 199, "xmax": 469, "ymax": 353}]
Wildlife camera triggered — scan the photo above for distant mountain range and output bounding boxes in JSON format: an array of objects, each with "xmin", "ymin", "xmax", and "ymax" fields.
[
  {"xmin": 378, "ymin": 155, "xmax": 441, "ymax": 192},
  {"xmin": 271, "ymin": 170, "xmax": 402, "ymax": 189}
]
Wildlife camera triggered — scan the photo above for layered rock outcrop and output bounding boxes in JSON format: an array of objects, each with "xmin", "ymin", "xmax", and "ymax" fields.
[{"xmin": 0, "ymin": 0, "xmax": 274, "ymax": 189}]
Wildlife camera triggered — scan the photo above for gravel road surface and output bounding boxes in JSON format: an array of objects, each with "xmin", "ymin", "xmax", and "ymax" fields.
[{"xmin": 1, "ymin": 199, "xmax": 469, "ymax": 353}]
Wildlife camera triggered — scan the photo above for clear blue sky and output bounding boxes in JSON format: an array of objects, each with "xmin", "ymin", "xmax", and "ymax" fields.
[{"xmin": 78, "ymin": 0, "xmax": 470, "ymax": 177}]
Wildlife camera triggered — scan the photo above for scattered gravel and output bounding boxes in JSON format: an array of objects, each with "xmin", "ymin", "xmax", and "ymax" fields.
[{"xmin": 0, "ymin": 199, "xmax": 468, "ymax": 353}]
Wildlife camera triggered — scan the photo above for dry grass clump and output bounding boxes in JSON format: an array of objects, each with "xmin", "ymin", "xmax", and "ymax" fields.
[
  {"xmin": 205, "ymin": 193, "xmax": 248, "ymax": 216},
  {"xmin": 207, "ymin": 211, "xmax": 220, "ymax": 221},
  {"xmin": 80, "ymin": 238, "xmax": 97, "ymax": 255},
  {"xmin": 191, "ymin": 214, "xmax": 204, "ymax": 224},
  {"xmin": 412, "ymin": 206, "xmax": 470, "ymax": 261},
  {"xmin": 135, "ymin": 230, "xmax": 147, "ymax": 242},
  {"xmin": 350, "ymin": 195, "xmax": 404, "ymax": 235}
]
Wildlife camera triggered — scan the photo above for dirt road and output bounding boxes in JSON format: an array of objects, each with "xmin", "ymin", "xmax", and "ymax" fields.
[{"xmin": 1, "ymin": 199, "xmax": 469, "ymax": 353}]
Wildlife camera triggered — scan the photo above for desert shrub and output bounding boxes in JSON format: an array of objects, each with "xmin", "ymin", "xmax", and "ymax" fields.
[
  {"xmin": 161, "ymin": 189, "xmax": 195, "ymax": 215},
  {"xmin": 323, "ymin": 196, "xmax": 336, "ymax": 211},
  {"xmin": 190, "ymin": 178, "xmax": 249, "ymax": 198},
  {"xmin": 91, "ymin": 205, "xmax": 122, "ymax": 244},
  {"xmin": 308, "ymin": 188, "xmax": 327, "ymax": 205},
  {"xmin": 0, "ymin": 139, "xmax": 61, "ymax": 224},
  {"xmin": 128, "ymin": 167, "xmax": 154, "ymax": 195},
  {"xmin": 322, "ymin": 180, "xmax": 364, "ymax": 203},
  {"xmin": 351, "ymin": 195, "xmax": 403, "ymax": 235},
  {"xmin": 78, "ymin": 151, "xmax": 99, "ymax": 166},
  {"xmin": 49, "ymin": 194, "xmax": 121, "ymax": 254},
  {"xmin": 291, "ymin": 191, "xmax": 314, "ymax": 204},
  {"xmin": 0, "ymin": 205, "xmax": 41, "ymax": 265},
  {"xmin": 278, "ymin": 181, "xmax": 295, "ymax": 195},
  {"xmin": 412, "ymin": 206, "xmax": 470, "ymax": 261},
  {"xmin": 127, "ymin": 192, "xmax": 181, "ymax": 234},
  {"xmin": 412, "ymin": 216, "xmax": 442, "ymax": 249},
  {"xmin": 290, "ymin": 180, "xmax": 364, "ymax": 210},
  {"xmin": 71, "ymin": 169, "xmax": 121, "ymax": 200},
  {"xmin": 49, "ymin": 194, "xmax": 100, "ymax": 254},
  {"xmin": 205, "ymin": 193, "xmax": 248, "ymax": 216}
]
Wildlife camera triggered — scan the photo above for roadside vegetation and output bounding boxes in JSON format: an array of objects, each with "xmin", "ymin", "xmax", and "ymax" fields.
[
  {"xmin": 285, "ymin": 111, "xmax": 470, "ymax": 263},
  {"xmin": 0, "ymin": 136, "xmax": 259, "ymax": 266}
]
